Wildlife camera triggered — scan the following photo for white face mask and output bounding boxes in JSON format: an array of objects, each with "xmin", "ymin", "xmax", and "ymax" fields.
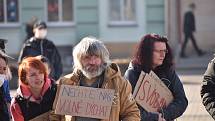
[
  {"xmin": 35, "ymin": 29, "xmax": 47, "ymax": 39},
  {"xmin": 0, "ymin": 74, "xmax": 6, "ymax": 87}
]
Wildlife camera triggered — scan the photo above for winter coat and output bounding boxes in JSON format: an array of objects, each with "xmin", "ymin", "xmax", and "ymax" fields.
[
  {"xmin": 183, "ymin": 11, "xmax": 196, "ymax": 34},
  {"xmin": 0, "ymin": 86, "xmax": 10, "ymax": 121},
  {"xmin": 124, "ymin": 62, "xmax": 188, "ymax": 121},
  {"xmin": 201, "ymin": 58, "xmax": 215, "ymax": 120},
  {"xmin": 18, "ymin": 37, "xmax": 63, "ymax": 80},
  {"xmin": 50, "ymin": 63, "xmax": 140, "ymax": 121},
  {"xmin": 10, "ymin": 78, "xmax": 57, "ymax": 121}
]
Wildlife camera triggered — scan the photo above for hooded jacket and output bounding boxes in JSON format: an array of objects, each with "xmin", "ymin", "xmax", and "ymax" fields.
[
  {"xmin": 50, "ymin": 63, "xmax": 140, "ymax": 121},
  {"xmin": 18, "ymin": 37, "xmax": 63, "ymax": 80},
  {"xmin": 124, "ymin": 63, "xmax": 188, "ymax": 121},
  {"xmin": 10, "ymin": 78, "xmax": 57, "ymax": 121}
]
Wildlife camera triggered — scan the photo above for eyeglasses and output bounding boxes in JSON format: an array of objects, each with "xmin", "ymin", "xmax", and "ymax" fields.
[{"xmin": 153, "ymin": 49, "xmax": 168, "ymax": 54}]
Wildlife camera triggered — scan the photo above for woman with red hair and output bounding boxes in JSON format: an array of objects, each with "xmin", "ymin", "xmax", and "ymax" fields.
[{"xmin": 10, "ymin": 57, "xmax": 57, "ymax": 121}]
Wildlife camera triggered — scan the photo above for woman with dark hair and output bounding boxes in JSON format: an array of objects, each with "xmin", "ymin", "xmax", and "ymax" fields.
[{"xmin": 124, "ymin": 33, "xmax": 188, "ymax": 121}]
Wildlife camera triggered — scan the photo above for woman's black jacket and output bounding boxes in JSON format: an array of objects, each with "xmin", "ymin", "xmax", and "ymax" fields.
[{"xmin": 124, "ymin": 63, "xmax": 188, "ymax": 121}]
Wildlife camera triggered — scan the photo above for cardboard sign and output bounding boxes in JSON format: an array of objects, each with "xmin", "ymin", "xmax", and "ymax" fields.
[
  {"xmin": 149, "ymin": 71, "xmax": 172, "ymax": 92},
  {"xmin": 133, "ymin": 71, "xmax": 146, "ymax": 97},
  {"xmin": 134, "ymin": 71, "xmax": 173, "ymax": 112},
  {"xmin": 55, "ymin": 85, "xmax": 115, "ymax": 119},
  {"xmin": 29, "ymin": 111, "xmax": 50, "ymax": 121}
]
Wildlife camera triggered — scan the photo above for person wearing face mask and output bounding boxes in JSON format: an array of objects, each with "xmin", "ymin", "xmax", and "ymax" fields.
[
  {"xmin": 0, "ymin": 49, "xmax": 13, "ymax": 121},
  {"xmin": 0, "ymin": 39, "xmax": 13, "ymax": 121},
  {"xmin": 18, "ymin": 21, "xmax": 63, "ymax": 81}
]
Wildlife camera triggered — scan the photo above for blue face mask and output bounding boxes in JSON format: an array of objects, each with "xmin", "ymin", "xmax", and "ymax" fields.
[{"xmin": 0, "ymin": 74, "xmax": 6, "ymax": 87}]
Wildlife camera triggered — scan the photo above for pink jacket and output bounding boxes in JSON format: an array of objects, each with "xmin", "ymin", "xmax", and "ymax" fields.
[{"xmin": 10, "ymin": 78, "xmax": 52, "ymax": 121}]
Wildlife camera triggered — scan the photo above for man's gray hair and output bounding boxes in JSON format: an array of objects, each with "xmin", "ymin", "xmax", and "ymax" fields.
[{"xmin": 73, "ymin": 36, "xmax": 110, "ymax": 70}]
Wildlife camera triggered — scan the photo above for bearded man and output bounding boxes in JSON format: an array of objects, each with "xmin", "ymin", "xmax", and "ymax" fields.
[{"xmin": 50, "ymin": 37, "xmax": 140, "ymax": 121}]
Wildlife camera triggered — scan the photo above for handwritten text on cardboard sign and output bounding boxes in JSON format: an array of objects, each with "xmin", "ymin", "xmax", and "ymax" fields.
[
  {"xmin": 135, "ymin": 72, "xmax": 173, "ymax": 112},
  {"xmin": 55, "ymin": 85, "xmax": 115, "ymax": 119}
]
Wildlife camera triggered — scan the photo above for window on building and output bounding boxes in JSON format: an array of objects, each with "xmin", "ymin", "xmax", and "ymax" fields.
[
  {"xmin": 47, "ymin": 0, "xmax": 74, "ymax": 23},
  {"xmin": 109, "ymin": 0, "xmax": 136, "ymax": 24},
  {"xmin": 0, "ymin": 0, "xmax": 19, "ymax": 23}
]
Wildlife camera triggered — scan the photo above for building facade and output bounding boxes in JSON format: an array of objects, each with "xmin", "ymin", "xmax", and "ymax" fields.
[{"xmin": 0, "ymin": 0, "xmax": 166, "ymax": 59}]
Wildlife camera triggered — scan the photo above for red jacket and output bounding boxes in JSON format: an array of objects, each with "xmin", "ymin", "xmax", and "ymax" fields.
[{"xmin": 10, "ymin": 78, "xmax": 54, "ymax": 121}]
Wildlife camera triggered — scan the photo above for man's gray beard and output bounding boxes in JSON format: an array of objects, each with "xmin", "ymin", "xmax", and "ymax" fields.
[{"xmin": 81, "ymin": 64, "xmax": 106, "ymax": 79}]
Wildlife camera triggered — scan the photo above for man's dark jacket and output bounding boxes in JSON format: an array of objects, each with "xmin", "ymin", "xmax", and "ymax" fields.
[
  {"xmin": 124, "ymin": 63, "xmax": 188, "ymax": 121},
  {"xmin": 183, "ymin": 11, "xmax": 196, "ymax": 34},
  {"xmin": 201, "ymin": 58, "xmax": 215, "ymax": 120},
  {"xmin": 18, "ymin": 37, "xmax": 63, "ymax": 80}
]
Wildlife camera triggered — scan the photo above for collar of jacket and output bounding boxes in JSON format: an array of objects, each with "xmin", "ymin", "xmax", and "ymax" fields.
[{"xmin": 17, "ymin": 77, "xmax": 52, "ymax": 102}]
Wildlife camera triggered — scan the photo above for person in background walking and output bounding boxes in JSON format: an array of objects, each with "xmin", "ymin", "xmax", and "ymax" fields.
[
  {"xmin": 18, "ymin": 21, "xmax": 63, "ymax": 80},
  {"xmin": 180, "ymin": 3, "xmax": 204, "ymax": 58},
  {"xmin": 124, "ymin": 33, "xmax": 188, "ymax": 121}
]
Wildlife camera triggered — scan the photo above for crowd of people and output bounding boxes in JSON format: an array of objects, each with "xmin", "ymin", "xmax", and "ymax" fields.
[
  {"xmin": 1, "ymin": 30, "xmax": 189, "ymax": 121},
  {"xmin": 0, "ymin": 9, "xmax": 214, "ymax": 120}
]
